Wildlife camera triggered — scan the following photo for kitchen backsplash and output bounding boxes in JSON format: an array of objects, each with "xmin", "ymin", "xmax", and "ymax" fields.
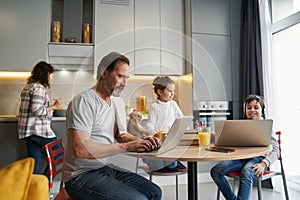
[{"xmin": 0, "ymin": 71, "xmax": 192, "ymax": 116}]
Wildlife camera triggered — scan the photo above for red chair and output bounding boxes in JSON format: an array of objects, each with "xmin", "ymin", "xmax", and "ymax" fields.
[
  {"xmin": 216, "ymin": 131, "xmax": 289, "ymax": 200},
  {"xmin": 44, "ymin": 138, "xmax": 72, "ymax": 200}
]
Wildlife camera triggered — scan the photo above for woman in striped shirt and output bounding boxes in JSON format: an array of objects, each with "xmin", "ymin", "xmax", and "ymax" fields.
[{"xmin": 18, "ymin": 61, "xmax": 62, "ymax": 174}]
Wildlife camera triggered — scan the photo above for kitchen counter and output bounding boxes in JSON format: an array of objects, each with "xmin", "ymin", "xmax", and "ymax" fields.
[
  {"xmin": 0, "ymin": 115, "xmax": 66, "ymax": 168},
  {"xmin": 0, "ymin": 115, "xmax": 18, "ymax": 122},
  {"xmin": 0, "ymin": 115, "xmax": 66, "ymax": 122}
]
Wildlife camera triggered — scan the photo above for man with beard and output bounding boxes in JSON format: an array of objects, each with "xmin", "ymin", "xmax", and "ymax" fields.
[{"xmin": 62, "ymin": 52, "xmax": 162, "ymax": 200}]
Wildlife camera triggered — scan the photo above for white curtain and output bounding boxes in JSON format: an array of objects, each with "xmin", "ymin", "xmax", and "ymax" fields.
[{"xmin": 258, "ymin": 0, "xmax": 280, "ymax": 131}]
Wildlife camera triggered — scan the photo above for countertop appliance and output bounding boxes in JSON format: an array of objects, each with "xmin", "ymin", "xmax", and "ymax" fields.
[{"xmin": 193, "ymin": 101, "xmax": 232, "ymax": 133}]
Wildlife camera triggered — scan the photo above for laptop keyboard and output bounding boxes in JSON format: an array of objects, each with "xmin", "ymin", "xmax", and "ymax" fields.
[{"xmin": 136, "ymin": 147, "xmax": 160, "ymax": 153}]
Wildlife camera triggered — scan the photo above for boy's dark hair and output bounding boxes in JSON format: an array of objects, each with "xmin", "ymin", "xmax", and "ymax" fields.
[{"xmin": 243, "ymin": 94, "xmax": 265, "ymax": 117}]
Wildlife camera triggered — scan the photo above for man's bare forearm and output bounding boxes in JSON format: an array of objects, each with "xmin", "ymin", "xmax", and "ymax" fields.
[{"xmin": 116, "ymin": 132, "xmax": 139, "ymax": 143}]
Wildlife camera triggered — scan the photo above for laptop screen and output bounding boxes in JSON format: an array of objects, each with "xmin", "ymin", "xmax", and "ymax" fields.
[
  {"xmin": 126, "ymin": 116, "xmax": 193, "ymax": 156},
  {"xmin": 214, "ymin": 119, "xmax": 273, "ymax": 147}
]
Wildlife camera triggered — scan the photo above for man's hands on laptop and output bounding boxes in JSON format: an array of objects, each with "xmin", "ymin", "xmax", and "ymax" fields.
[{"xmin": 127, "ymin": 136, "xmax": 161, "ymax": 152}]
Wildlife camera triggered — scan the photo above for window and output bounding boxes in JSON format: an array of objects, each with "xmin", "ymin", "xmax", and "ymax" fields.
[
  {"xmin": 273, "ymin": 24, "xmax": 300, "ymax": 175},
  {"xmin": 271, "ymin": 0, "xmax": 300, "ymax": 22},
  {"xmin": 271, "ymin": 0, "xmax": 300, "ymax": 175}
]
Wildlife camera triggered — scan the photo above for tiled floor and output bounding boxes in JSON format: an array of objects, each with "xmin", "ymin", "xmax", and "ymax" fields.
[
  {"xmin": 51, "ymin": 175, "xmax": 300, "ymax": 200},
  {"xmin": 142, "ymin": 172, "xmax": 300, "ymax": 200},
  {"xmin": 161, "ymin": 177, "xmax": 299, "ymax": 200}
]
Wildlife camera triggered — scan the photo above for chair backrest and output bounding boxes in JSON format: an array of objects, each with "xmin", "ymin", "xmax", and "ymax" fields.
[
  {"xmin": 256, "ymin": 131, "xmax": 285, "ymax": 181},
  {"xmin": 44, "ymin": 138, "xmax": 64, "ymax": 189},
  {"xmin": 276, "ymin": 131, "xmax": 282, "ymax": 159},
  {"xmin": 275, "ymin": 131, "xmax": 285, "ymax": 172}
]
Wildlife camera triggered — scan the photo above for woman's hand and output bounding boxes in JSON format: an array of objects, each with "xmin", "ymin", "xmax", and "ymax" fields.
[
  {"xmin": 50, "ymin": 98, "xmax": 63, "ymax": 110},
  {"xmin": 252, "ymin": 162, "xmax": 267, "ymax": 176}
]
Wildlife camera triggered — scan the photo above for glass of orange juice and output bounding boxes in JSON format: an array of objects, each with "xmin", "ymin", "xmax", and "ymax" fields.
[
  {"xmin": 198, "ymin": 127, "xmax": 211, "ymax": 146},
  {"xmin": 158, "ymin": 130, "xmax": 168, "ymax": 143}
]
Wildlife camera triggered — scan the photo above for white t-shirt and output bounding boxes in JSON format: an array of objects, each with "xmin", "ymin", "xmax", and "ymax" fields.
[
  {"xmin": 111, "ymin": 96, "xmax": 127, "ymax": 134},
  {"xmin": 147, "ymin": 99, "xmax": 183, "ymax": 131},
  {"xmin": 63, "ymin": 87, "xmax": 116, "ymax": 182}
]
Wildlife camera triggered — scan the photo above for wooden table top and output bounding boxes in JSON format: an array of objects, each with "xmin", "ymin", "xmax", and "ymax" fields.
[{"xmin": 139, "ymin": 134, "xmax": 272, "ymax": 162}]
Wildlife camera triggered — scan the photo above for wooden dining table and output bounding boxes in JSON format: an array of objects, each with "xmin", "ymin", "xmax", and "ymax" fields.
[{"xmin": 132, "ymin": 134, "xmax": 272, "ymax": 200}]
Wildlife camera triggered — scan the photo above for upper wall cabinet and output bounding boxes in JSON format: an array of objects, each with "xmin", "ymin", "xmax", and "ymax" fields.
[
  {"xmin": 94, "ymin": 0, "xmax": 134, "ymax": 72},
  {"xmin": 134, "ymin": 0, "xmax": 160, "ymax": 74},
  {"xmin": 49, "ymin": 0, "xmax": 94, "ymax": 70},
  {"xmin": 94, "ymin": 0, "xmax": 185, "ymax": 75},
  {"xmin": 51, "ymin": 0, "xmax": 93, "ymax": 44},
  {"xmin": 0, "ymin": 0, "xmax": 50, "ymax": 71},
  {"xmin": 191, "ymin": 0, "xmax": 230, "ymax": 35},
  {"xmin": 134, "ymin": 0, "xmax": 185, "ymax": 75},
  {"xmin": 192, "ymin": 34, "xmax": 232, "ymax": 103},
  {"xmin": 48, "ymin": 43, "xmax": 94, "ymax": 70},
  {"xmin": 161, "ymin": 0, "xmax": 185, "ymax": 75},
  {"xmin": 191, "ymin": 0, "xmax": 233, "ymax": 103}
]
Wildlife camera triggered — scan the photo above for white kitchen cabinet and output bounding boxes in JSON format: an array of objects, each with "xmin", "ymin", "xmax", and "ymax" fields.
[
  {"xmin": 191, "ymin": 0, "xmax": 230, "ymax": 35},
  {"xmin": 191, "ymin": 0, "xmax": 233, "ymax": 103},
  {"xmin": 161, "ymin": 0, "xmax": 185, "ymax": 75},
  {"xmin": 192, "ymin": 34, "xmax": 232, "ymax": 105},
  {"xmin": 94, "ymin": 0, "xmax": 134, "ymax": 73},
  {"xmin": 0, "ymin": 0, "xmax": 50, "ymax": 71},
  {"xmin": 94, "ymin": 0, "xmax": 184, "ymax": 75},
  {"xmin": 134, "ymin": 0, "xmax": 160, "ymax": 74},
  {"xmin": 48, "ymin": 43, "xmax": 94, "ymax": 70},
  {"xmin": 134, "ymin": 0, "xmax": 185, "ymax": 75}
]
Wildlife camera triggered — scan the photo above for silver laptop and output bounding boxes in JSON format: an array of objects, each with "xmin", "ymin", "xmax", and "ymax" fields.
[
  {"xmin": 214, "ymin": 119, "xmax": 273, "ymax": 147},
  {"xmin": 126, "ymin": 116, "xmax": 193, "ymax": 156}
]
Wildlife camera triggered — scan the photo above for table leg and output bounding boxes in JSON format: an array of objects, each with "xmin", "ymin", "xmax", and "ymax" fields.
[{"xmin": 187, "ymin": 162, "xmax": 198, "ymax": 200}]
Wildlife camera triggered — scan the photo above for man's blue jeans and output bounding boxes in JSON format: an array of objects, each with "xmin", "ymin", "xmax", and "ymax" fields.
[
  {"xmin": 25, "ymin": 135, "xmax": 57, "ymax": 174},
  {"xmin": 210, "ymin": 156, "xmax": 264, "ymax": 200},
  {"xmin": 65, "ymin": 165, "xmax": 162, "ymax": 200}
]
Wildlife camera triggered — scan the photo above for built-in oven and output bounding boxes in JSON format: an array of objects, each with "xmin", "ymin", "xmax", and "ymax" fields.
[{"xmin": 193, "ymin": 101, "xmax": 232, "ymax": 133}]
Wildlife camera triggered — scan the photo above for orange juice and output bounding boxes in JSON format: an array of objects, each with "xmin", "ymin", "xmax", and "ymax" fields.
[
  {"xmin": 158, "ymin": 130, "xmax": 168, "ymax": 143},
  {"xmin": 197, "ymin": 127, "xmax": 211, "ymax": 146},
  {"xmin": 140, "ymin": 96, "xmax": 146, "ymax": 111}
]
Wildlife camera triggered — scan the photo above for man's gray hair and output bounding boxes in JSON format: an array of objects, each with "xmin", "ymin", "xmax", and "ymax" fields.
[{"xmin": 96, "ymin": 52, "xmax": 129, "ymax": 81}]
